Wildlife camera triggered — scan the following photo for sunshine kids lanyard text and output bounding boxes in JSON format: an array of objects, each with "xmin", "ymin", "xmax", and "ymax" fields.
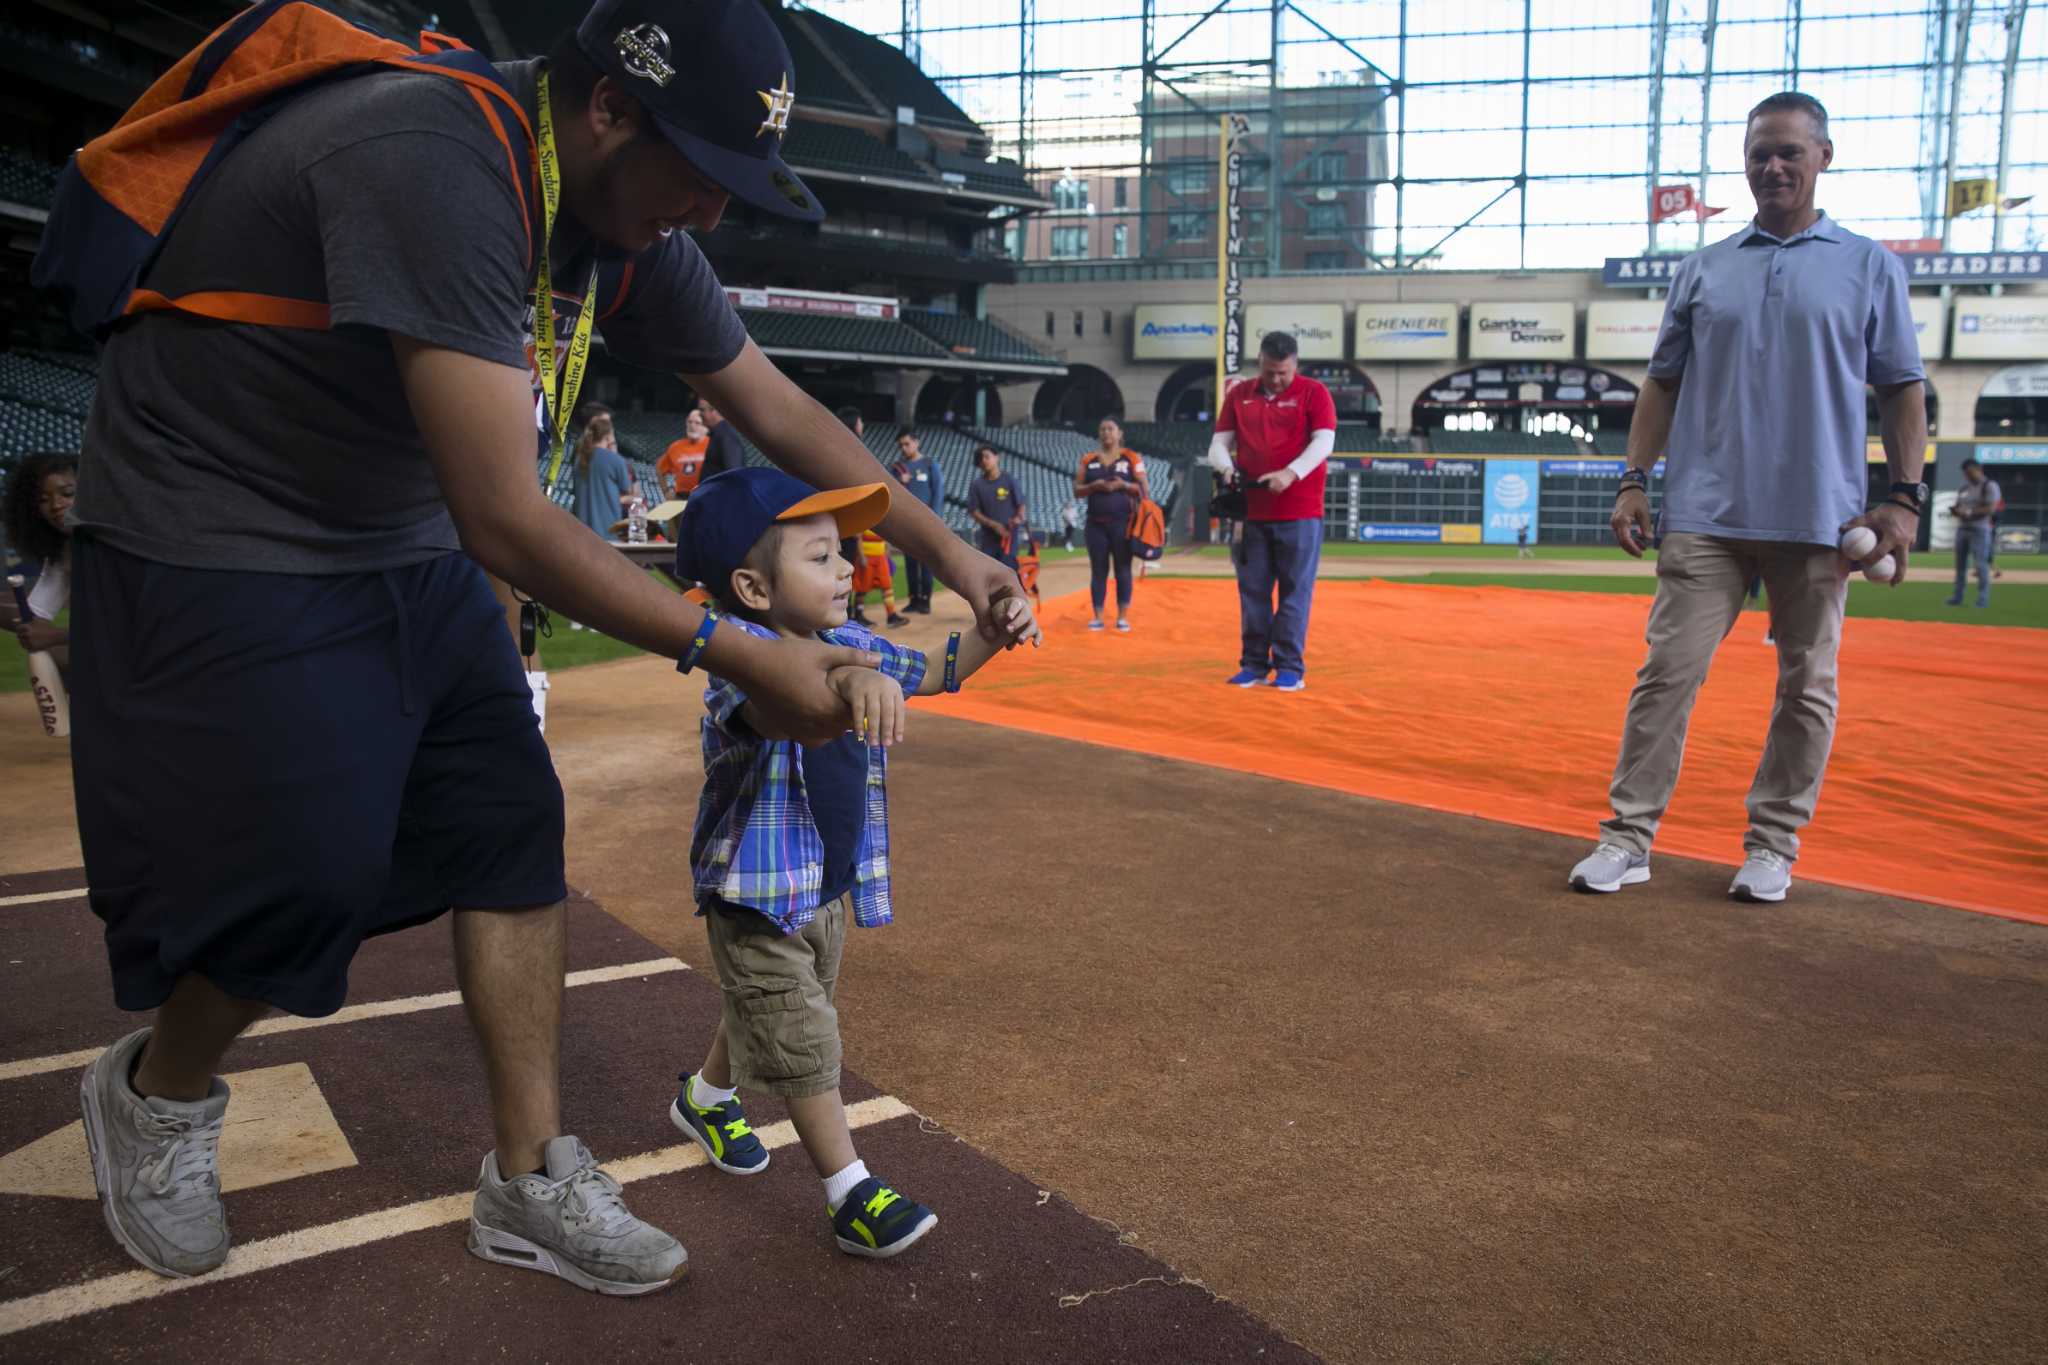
[{"xmin": 535, "ymin": 70, "xmax": 600, "ymax": 491}]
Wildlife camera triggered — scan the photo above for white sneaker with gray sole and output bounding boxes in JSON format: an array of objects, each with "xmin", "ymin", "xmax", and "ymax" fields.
[
  {"xmin": 1729, "ymin": 849, "xmax": 1793, "ymax": 902},
  {"xmin": 1568, "ymin": 842, "xmax": 1652, "ymax": 893},
  {"xmin": 80, "ymin": 1027, "xmax": 232, "ymax": 1278},
  {"xmin": 468, "ymin": 1135, "xmax": 687, "ymax": 1295}
]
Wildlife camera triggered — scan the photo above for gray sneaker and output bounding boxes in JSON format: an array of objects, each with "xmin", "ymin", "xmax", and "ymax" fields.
[
  {"xmin": 1568, "ymin": 842, "xmax": 1652, "ymax": 893},
  {"xmin": 1729, "ymin": 848, "xmax": 1792, "ymax": 903},
  {"xmin": 79, "ymin": 1027, "xmax": 232, "ymax": 1278},
  {"xmin": 468, "ymin": 1136, "xmax": 686, "ymax": 1295}
]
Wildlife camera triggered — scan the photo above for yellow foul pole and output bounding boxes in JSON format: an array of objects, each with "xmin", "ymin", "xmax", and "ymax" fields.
[{"xmin": 1214, "ymin": 114, "xmax": 1230, "ymax": 416}]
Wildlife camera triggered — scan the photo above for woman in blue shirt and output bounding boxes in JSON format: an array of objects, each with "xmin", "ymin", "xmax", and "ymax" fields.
[{"xmin": 570, "ymin": 412, "xmax": 638, "ymax": 540}]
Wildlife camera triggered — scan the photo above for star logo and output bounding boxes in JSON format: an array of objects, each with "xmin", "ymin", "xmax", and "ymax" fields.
[{"xmin": 757, "ymin": 72, "xmax": 796, "ymax": 139}]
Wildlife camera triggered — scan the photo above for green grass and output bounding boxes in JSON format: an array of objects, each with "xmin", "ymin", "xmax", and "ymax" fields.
[
  {"xmin": 1182, "ymin": 542, "xmax": 2048, "ymax": 569},
  {"xmin": 1390, "ymin": 573, "xmax": 2048, "ymax": 627},
  {"xmin": 1186, "ymin": 542, "xmax": 1639, "ymax": 560}
]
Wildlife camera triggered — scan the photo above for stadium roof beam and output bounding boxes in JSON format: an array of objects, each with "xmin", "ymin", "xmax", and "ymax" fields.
[{"xmin": 757, "ymin": 347, "xmax": 1062, "ymax": 377}]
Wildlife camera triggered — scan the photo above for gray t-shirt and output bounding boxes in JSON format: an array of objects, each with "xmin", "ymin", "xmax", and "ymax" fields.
[
  {"xmin": 75, "ymin": 59, "xmax": 747, "ymax": 573},
  {"xmin": 1953, "ymin": 477, "xmax": 2003, "ymax": 524}
]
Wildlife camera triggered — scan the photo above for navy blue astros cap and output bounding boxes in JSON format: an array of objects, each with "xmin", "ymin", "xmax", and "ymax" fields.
[
  {"xmin": 676, "ymin": 468, "xmax": 891, "ymax": 596},
  {"xmin": 576, "ymin": 0, "xmax": 825, "ymax": 222}
]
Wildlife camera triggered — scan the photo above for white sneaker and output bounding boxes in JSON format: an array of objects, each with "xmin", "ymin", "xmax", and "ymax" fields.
[
  {"xmin": 468, "ymin": 1136, "xmax": 686, "ymax": 1295},
  {"xmin": 1568, "ymin": 842, "xmax": 1651, "ymax": 893},
  {"xmin": 80, "ymin": 1028, "xmax": 232, "ymax": 1277},
  {"xmin": 1729, "ymin": 849, "xmax": 1792, "ymax": 903}
]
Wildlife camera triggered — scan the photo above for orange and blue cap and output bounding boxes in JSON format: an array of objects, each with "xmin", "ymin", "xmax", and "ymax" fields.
[{"xmin": 674, "ymin": 467, "xmax": 890, "ymax": 594}]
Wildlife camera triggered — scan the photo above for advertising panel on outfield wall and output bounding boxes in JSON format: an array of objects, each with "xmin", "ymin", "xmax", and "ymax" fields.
[
  {"xmin": 1242, "ymin": 304, "xmax": 1344, "ymax": 360},
  {"xmin": 1132, "ymin": 305, "xmax": 1219, "ymax": 361},
  {"xmin": 1980, "ymin": 361, "xmax": 2048, "ymax": 397},
  {"xmin": 1483, "ymin": 460, "xmax": 1542, "ymax": 544},
  {"xmin": 1950, "ymin": 297, "xmax": 2048, "ymax": 361},
  {"xmin": 1469, "ymin": 302, "xmax": 1575, "ymax": 360},
  {"xmin": 1584, "ymin": 300, "xmax": 1667, "ymax": 360},
  {"xmin": 1352, "ymin": 303, "xmax": 1459, "ymax": 361},
  {"xmin": 1910, "ymin": 295, "xmax": 1946, "ymax": 360}
]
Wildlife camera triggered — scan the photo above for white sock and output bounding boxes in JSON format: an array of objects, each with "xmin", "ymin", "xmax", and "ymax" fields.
[
  {"xmin": 688, "ymin": 1074, "xmax": 737, "ymax": 1108},
  {"xmin": 823, "ymin": 1159, "xmax": 870, "ymax": 1212}
]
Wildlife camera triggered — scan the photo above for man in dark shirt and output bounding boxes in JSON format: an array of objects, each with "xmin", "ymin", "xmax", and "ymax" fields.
[
  {"xmin": 57, "ymin": 0, "xmax": 1027, "ymax": 1294},
  {"xmin": 891, "ymin": 430, "xmax": 945, "ymax": 613},
  {"xmin": 967, "ymin": 445, "xmax": 1027, "ymax": 571},
  {"xmin": 699, "ymin": 397, "xmax": 746, "ymax": 480}
]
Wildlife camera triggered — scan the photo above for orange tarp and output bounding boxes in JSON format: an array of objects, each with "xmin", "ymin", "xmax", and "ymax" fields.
[{"xmin": 928, "ymin": 579, "xmax": 2048, "ymax": 926}]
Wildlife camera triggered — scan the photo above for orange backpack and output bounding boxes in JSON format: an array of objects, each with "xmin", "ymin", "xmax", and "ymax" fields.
[
  {"xmin": 30, "ymin": 0, "xmax": 605, "ymax": 338},
  {"xmin": 1127, "ymin": 496, "xmax": 1167, "ymax": 561}
]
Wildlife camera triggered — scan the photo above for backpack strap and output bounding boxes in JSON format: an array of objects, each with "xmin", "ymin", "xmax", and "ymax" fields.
[
  {"xmin": 598, "ymin": 260, "xmax": 638, "ymax": 322},
  {"xmin": 41, "ymin": 0, "xmax": 539, "ymax": 334}
]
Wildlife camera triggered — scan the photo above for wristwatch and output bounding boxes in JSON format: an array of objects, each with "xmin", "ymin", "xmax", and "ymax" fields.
[
  {"xmin": 1617, "ymin": 468, "xmax": 1649, "ymax": 496},
  {"xmin": 1886, "ymin": 479, "xmax": 1928, "ymax": 514}
]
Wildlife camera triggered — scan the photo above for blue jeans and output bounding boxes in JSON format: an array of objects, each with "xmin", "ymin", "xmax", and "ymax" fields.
[
  {"xmin": 1236, "ymin": 519, "xmax": 1322, "ymax": 674},
  {"xmin": 902, "ymin": 556, "xmax": 934, "ymax": 603},
  {"xmin": 1952, "ymin": 523, "xmax": 1993, "ymax": 604},
  {"xmin": 1086, "ymin": 519, "xmax": 1133, "ymax": 615}
]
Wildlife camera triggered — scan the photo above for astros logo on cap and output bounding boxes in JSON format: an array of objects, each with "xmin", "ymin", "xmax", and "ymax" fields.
[
  {"xmin": 757, "ymin": 72, "xmax": 796, "ymax": 139},
  {"xmin": 616, "ymin": 23, "xmax": 675, "ymax": 87}
]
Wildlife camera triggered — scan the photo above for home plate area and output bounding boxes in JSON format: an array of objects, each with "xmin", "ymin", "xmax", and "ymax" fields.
[{"xmin": 0, "ymin": 873, "xmax": 1311, "ymax": 1363}]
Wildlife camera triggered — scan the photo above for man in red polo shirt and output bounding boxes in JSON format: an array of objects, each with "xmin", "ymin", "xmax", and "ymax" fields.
[{"xmin": 1206, "ymin": 331, "xmax": 1338, "ymax": 690}]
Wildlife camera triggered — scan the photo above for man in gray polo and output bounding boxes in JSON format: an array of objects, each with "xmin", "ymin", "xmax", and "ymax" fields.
[
  {"xmin": 1945, "ymin": 457, "xmax": 2001, "ymax": 608},
  {"xmin": 1569, "ymin": 91, "xmax": 1927, "ymax": 904}
]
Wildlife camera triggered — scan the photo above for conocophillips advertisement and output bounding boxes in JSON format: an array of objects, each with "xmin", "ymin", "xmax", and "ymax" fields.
[
  {"xmin": 1469, "ymin": 302, "xmax": 1575, "ymax": 360},
  {"xmin": 1242, "ymin": 304, "xmax": 1345, "ymax": 361},
  {"xmin": 1132, "ymin": 305, "xmax": 1219, "ymax": 361},
  {"xmin": 1483, "ymin": 459, "xmax": 1542, "ymax": 544},
  {"xmin": 1950, "ymin": 296, "xmax": 2048, "ymax": 361},
  {"xmin": 1910, "ymin": 295, "xmax": 1946, "ymax": 360},
  {"xmin": 1352, "ymin": 303, "xmax": 1458, "ymax": 361}
]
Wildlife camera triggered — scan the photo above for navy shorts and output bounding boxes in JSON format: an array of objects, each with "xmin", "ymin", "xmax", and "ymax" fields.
[{"xmin": 69, "ymin": 538, "xmax": 567, "ymax": 1018}]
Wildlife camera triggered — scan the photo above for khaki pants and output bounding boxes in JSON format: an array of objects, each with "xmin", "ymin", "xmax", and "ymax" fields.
[
  {"xmin": 1601, "ymin": 532, "xmax": 1848, "ymax": 862},
  {"xmin": 704, "ymin": 894, "xmax": 849, "ymax": 1099}
]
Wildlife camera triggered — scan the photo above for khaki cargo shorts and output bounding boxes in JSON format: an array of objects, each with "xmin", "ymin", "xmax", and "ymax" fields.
[{"xmin": 704, "ymin": 893, "xmax": 849, "ymax": 1098}]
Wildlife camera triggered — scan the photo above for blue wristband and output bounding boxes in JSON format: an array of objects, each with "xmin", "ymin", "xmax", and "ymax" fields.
[
  {"xmin": 943, "ymin": 631, "xmax": 962, "ymax": 694},
  {"xmin": 678, "ymin": 608, "xmax": 720, "ymax": 675}
]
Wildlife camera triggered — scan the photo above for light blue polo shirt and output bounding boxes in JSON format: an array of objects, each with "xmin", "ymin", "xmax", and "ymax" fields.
[{"xmin": 1648, "ymin": 212, "xmax": 1925, "ymax": 547}]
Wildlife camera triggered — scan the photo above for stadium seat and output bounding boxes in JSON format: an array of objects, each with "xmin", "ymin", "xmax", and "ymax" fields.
[{"xmin": 901, "ymin": 311, "xmax": 1060, "ymax": 368}]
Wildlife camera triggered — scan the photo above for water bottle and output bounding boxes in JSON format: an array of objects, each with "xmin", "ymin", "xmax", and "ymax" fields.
[{"xmin": 627, "ymin": 494, "xmax": 648, "ymax": 544}]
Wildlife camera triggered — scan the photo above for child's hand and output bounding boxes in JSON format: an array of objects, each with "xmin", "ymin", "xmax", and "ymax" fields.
[
  {"xmin": 997, "ymin": 594, "xmax": 1042, "ymax": 649},
  {"xmin": 829, "ymin": 665, "xmax": 906, "ymax": 747}
]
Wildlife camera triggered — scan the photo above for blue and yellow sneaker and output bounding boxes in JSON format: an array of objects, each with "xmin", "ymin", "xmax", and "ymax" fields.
[
  {"xmin": 669, "ymin": 1074, "xmax": 769, "ymax": 1176},
  {"xmin": 831, "ymin": 1177, "xmax": 937, "ymax": 1259}
]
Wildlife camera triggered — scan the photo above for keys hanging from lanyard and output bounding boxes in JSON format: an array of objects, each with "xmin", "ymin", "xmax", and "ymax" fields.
[{"xmin": 534, "ymin": 70, "xmax": 600, "ymax": 494}]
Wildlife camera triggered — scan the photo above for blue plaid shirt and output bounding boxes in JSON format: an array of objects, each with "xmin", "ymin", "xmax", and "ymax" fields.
[{"xmin": 690, "ymin": 618, "xmax": 927, "ymax": 934}]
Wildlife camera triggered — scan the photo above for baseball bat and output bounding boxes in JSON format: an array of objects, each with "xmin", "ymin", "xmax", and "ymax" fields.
[{"xmin": 6, "ymin": 574, "xmax": 70, "ymax": 738}]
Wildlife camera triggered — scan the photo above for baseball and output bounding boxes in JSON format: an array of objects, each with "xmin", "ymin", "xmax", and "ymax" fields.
[
  {"xmin": 1863, "ymin": 553, "xmax": 1896, "ymax": 583},
  {"xmin": 1838, "ymin": 525, "xmax": 1877, "ymax": 561}
]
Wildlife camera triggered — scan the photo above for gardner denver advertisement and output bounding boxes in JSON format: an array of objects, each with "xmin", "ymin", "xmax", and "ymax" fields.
[{"xmin": 1469, "ymin": 302, "xmax": 1574, "ymax": 360}]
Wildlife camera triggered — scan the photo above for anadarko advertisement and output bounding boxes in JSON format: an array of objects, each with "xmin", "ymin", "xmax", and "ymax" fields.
[
  {"xmin": 1910, "ymin": 295, "xmax": 1946, "ymax": 360},
  {"xmin": 1132, "ymin": 305, "xmax": 1219, "ymax": 361},
  {"xmin": 1352, "ymin": 302, "xmax": 1458, "ymax": 361},
  {"xmin": 1469, "ymin": 302, "xmax": 1575, "ymax": 360}
]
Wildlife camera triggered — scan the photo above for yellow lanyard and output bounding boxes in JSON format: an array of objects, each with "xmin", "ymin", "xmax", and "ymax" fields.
[{"xmin": 535, "ymin": 71, "xmax": 600, "ymax": 492}]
